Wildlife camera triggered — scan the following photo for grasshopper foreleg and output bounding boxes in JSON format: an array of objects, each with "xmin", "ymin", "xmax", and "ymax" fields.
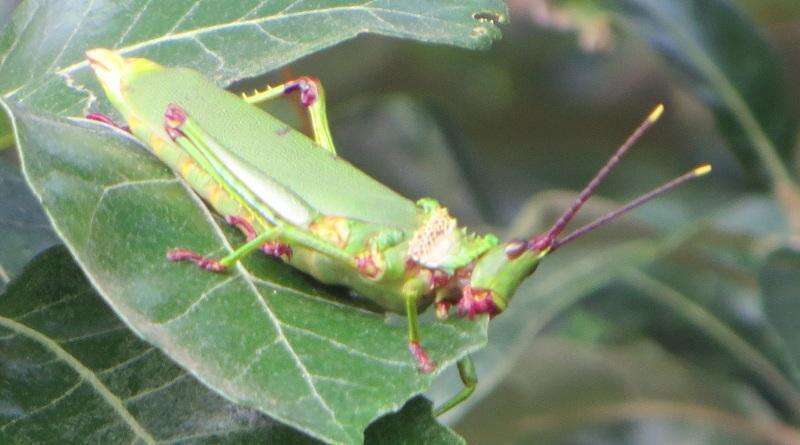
[
  {"xmin": 226, "ymin": 216, "xmax": 293, "ymax": 260},
  {"xmin": 241, "ymin": 77, "xmax": 336, "ymax": 154},
  {"xmin": 168, "ymin": 226, "xmax": 281, "ymax": 272}
]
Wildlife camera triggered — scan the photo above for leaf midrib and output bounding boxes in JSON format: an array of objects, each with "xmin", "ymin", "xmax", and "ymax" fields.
[
  {"xmin": 51, "ymin": 3, "xmax": 480, "ymax": 78},
  {"xmin": 0, "ymin": 314, "xmax": 157, "ymax": 444}
]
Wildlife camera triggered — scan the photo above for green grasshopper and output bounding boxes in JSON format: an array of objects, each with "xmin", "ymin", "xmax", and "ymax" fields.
[{"xmin": 85, "ymin": 48, "xmax": 710, "ymax": 415}]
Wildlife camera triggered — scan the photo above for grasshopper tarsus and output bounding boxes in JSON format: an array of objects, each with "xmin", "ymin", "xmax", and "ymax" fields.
[{"xmin": 167, "ymin": 248, "xmax": 227, "ymax": 273}]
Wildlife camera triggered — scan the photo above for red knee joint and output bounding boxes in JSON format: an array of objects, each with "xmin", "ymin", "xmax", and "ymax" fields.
[
  {"xmin": 283, "ymin": 77, "xmax": 319, "ymax": 107},
  {"xmin": 225, "ymin": 215, "xmax": 257, "ymax": 241},
  {"xmin": 262, "ymin": 241, "xmax": 292, "ymax": 260},
  {"xmin": 408, "ymin": 341, "xmax": 436, "ymax": 373}
]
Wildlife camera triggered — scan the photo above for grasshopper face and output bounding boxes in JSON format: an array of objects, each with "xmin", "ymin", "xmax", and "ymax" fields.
[{"xmin": 455, "ymin": 243, "xmax": 546, "ymax": 318}]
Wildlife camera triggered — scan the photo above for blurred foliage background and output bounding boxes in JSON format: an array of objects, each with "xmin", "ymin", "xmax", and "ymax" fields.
[{"xmin": 3, "ymin": 0, "xmax": 800, "ymax": 443}]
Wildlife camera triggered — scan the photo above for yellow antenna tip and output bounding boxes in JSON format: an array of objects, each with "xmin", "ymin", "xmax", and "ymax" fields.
[
  {"xmin": 693, "ymin": 164, "xmax": 712, "ymax": 176},
  {"xmin": 648, "ymin": 104, "xmax": 665, "ymax": 123}
]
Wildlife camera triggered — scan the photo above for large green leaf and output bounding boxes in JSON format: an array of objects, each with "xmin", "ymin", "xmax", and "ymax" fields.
[
  {"xmin": 0, "ymin": 161, "xmax": 59, "ymax": 293},
  {"xmin": 0, "ymin": 246, "xmax": 315, "ymax": 444},
  {"xmin": 0, "ymin": 246, "xmax": 467, "ymax": 444},
  {"xmin": 4, "ymin": 104, "xmax": 487, "ymax": 444},
  {"xmin": 0, "ymin": 0, "xmax": 506, "ymax": 121},
  {"xmin": 0, "ymin": 1, "xmax": 508, "ymax": 442}
]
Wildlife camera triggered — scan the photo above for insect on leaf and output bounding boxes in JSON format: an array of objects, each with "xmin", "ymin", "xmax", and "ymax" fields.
[{"xmin": 4, "ymin": 103, "xmax": 486, "ymax": 444}]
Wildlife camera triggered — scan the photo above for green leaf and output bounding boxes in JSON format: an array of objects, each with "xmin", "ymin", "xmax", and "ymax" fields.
[
  {"xmin": 760, "ymin": 247, "xmax": 800, "ymax": 386},
  {"xmin": 0, "ymin": 0, "xmax": 507, "ymax": 119},
  {"xmin": 0, "ymin": 161, "xmax": 59, "ymax": 292},
  {"xmin": 0, "ymin": 246, "xmax": 317, "ymax": 444},
  {"xmin": 613, "ymin": 0, "xmax": 797, "ymax": 181},
  {"xmin": 0, "ymin": 1, "xmax": 508, "ymax": 441},
  {"xmin": 365, "ymin": 397, "xmax": 465, "ymax": 445},
  {"xmin": 0, "ymin": 246, "xmax": 467, "ymax": 444},
  {"xmin": 4, "ymin": 103, "xmax": 486, "ymax": 444}
]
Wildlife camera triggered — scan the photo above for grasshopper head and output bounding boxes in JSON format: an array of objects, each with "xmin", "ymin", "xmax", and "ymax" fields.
[
  {"xmin": 455, "ymin": 243, "xmax": 545, "ymax": 318},
  {"xmin": 86, "ymin": 48, "xmax": 160, "ymax": 116}
]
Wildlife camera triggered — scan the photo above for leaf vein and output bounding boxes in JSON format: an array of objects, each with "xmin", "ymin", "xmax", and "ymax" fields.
[
  {"xmin": 124, "ymin": 373, "xmax": 189, "ymax": 404},
  {"xmin": 57, "ymin": 324, "xmax": 126, "ymax": 344},
  {"xmin": 17, "ymin": 0, "xmax": 96, "ymax": 103},
  {"xmin": 114, "ymin": 0, "xmax": 154, "ymax": 48},
  {"xmin": 282, "ymin": 323, "xmax": 411, "ymax": 369},
  {"xmin": 98, "ymin": 347, "xmax": 156, "ymax": 375},
  {"xmin": 0, "ymin": 315, "xmax": 156, "ymax": 443},
  {"xmin": 13, "ymin": 291, "xmax": 88, "ymax": 321},
  {"xmin": 55, "ymin": 3, "xmax": 480, "ymax": 77},
  {"xmin": 1, "ymin": 380, "xmax": 83, "ymax": 431},
  {"xmin": 158, "ymin": 275, "xmax": 237, "ymax": 325}
]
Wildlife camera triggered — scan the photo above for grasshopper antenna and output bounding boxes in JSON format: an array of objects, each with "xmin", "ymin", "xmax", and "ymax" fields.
[
  {"xmin": 527, "ymin": 104, "xmax": 665, "ymax": 251},
  {"xmin": 550, "ymin": 164, "xmax": 711, "ymax": 250}
]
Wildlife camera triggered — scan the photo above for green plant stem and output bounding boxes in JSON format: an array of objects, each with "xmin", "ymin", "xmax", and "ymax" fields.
[
  {"xmin": 616, "ymin": 11, "xmax": 800, "ymax": 237},
  {"xmin": 622, "ymin": 269, "xmax": 800, "ymax": 422},
  {"xmin": 0, "ymin": 132, "xmax": 13, "ymax": 151},
  {"xmin": 517, "ymin": 400, "xmax": 800, "ymax": 445}
]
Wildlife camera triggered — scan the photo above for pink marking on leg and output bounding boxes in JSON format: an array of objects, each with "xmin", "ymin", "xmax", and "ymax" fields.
[
  {"xmin": 225, "ymin": 215, "xmax": 257, "ymax": 241},
  {"xmin": 529, "ymin": 233, "xmax": 555, "ymax": 252},
  {"xmin": 435, "ymin": 301, "xmax": 451, "ymax": 320},
  {"xmin": 430, "ymin": 270, "xmax": 450, "ymax": 289},
  {"xmin": 164, "ymin": 104, "xmax": 188, "ymax": 140},
  {"xmin": 164, "ymin": 104, "xmax": 187, "ymax": 126},
  {"xmin": 262, "ymin": 241, "xmax": 293, "ymax": 260},
  {"xmin": 457, "ymin": 286, "xmax": 499, "ymax": 319},
  {"xmin": 166, "ymin": 248, "xmax": 226, "ymax": 273},
  {"xmin": 408, "ymin": 341, "xmax": 436, "ymax": 373},
  {"xmin": 86, "ymin": 113, "xmax": 131, "ymax": 133},
  {"xmin": 283, "ymin": 77, "xmax": 319, "ymax": 107},
  {"xmin": 356, "ymin": 254, "xmax": 381, "ymax": 278}
]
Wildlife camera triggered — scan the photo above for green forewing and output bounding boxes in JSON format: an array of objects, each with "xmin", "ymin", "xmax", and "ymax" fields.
[{"xmin": 126, "ymin": 67, "xmax": 420, "ymax": 229}]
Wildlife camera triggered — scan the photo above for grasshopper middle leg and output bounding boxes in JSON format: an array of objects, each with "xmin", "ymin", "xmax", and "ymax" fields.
[{"xmin": 434, "ymin": 356, "xmax": 477, "ymax": 416}]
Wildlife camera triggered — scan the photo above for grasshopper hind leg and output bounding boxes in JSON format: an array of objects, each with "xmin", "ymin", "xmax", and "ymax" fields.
[{"xmin": 242, "ymin": 76, "xmax": 336, "ymax": 154}]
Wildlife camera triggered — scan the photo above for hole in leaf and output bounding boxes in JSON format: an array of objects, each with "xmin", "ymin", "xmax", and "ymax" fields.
[{"xmin": 473, "ymin": 11, "xmax": 502, "ymax": 25}]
